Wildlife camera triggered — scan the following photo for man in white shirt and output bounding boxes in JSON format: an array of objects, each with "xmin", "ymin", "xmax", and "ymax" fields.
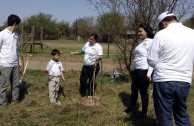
[
  {"xmin": 147, "ymin": 11, "xmax": 194, "ymax": 125},
  {"xmin": 0, "ymin": 14, "xmax": 22, "ymax": 107}
]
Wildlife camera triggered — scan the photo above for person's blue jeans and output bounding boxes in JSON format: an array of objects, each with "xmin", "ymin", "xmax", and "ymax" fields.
[{"xmin": 153, "ymin": 81, "xmax": 191, "ymax": 126}]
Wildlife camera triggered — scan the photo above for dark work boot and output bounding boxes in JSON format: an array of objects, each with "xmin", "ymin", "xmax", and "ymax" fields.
[{"xmin": 123, "ymin": 106, "xmax": 136, "ymax": 114}]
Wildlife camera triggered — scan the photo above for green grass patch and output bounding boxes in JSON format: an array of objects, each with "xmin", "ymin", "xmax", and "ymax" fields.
[{"xmin": 19, "ymin": 39, "xmax": 118, "ymax": 59}]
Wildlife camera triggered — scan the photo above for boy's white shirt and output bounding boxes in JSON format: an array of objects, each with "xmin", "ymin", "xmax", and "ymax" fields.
[
  {"xmin": 82, "ymin": 42, "xmax": 103, "ymax": 66},
  {"xmin": 0, "ymin": 29, "xmax": 19, "ymax": 67},
  {"xmin": 131, "ymin": 38, "xmax": 153, "ymax": 76},
  {"xmin": 46, "ymin": 59, "xmax": 64, "ymax": 77},
  {"xmin": 147, "ymin": 23, "xmax": 194, "ymax": 84}
]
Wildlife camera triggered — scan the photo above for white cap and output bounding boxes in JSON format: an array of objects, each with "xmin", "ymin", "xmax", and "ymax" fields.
[{"xmin": 157, "ymin": 11, "xmax": 175, "ymax": 24}]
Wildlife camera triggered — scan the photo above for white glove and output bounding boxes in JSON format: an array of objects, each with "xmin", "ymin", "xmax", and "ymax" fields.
[
  {"xmin": 89, "ymin": 56, "xmax": 96, "ymax": 63},
  {"xmin": 84, "ymin": 56, "xmax": 96, "ymax": 65}
]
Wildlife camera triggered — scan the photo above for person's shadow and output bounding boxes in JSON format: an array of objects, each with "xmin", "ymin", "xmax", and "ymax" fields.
[
  {"xmin": 7, "ymin": 80, "xmax": 30, "ymax": 103},
  {"xmin": 119, "ymin": 92, "xmax": 131, "ymax": 108},
  {"xmin": 19, "ymin": 80, "xmax": 31, "ymax": 101},
  {"xmin": 119, "ymin": 91, "xmax": 158, "ymax": 126},
  {"xmin": 58, "ymin": 85, "xmax": 65, "ymax": 98}
]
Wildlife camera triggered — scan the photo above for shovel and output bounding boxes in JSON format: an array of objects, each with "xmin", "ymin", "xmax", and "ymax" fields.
[{"xmin": 19, "ymin": 54, "xmax": 32, "ymax": 83}]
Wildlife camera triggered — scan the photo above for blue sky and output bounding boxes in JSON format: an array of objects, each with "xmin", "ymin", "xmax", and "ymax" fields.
[{"xmin": 0, "ymin": 0, "xmax": 98, "ymax": 26}]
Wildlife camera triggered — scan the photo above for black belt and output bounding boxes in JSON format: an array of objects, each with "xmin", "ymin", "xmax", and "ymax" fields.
[{"xmin": 49, "ymin": 75, "xmax": 60, "ymax": 77}]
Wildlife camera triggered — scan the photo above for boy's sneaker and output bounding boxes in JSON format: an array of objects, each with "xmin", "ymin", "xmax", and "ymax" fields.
[
  {"xmin": 52, "ymin": 101, "xmax": 61, "ymax": 106},
  {"xmin": 0, "ymin": 104, "xmax": 7, "ymax": 109},
  {"xmin": 56, "ymin": 101, "xmax": 61, "ymax": 106}
]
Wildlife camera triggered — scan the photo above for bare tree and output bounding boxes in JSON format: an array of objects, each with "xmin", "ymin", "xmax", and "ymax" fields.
[
  {"xmin": 97, "ymin": 12, "xmax": 125, "ymax": 57},
  {"xmin": 72, "ymin": 17, "xmax": 96, "ymax": 41},
  {"xmin": 88, "ymin": 0, "xmax": 194, "ymax": 75},
  {"xmin": 184, "ymin": 13, "xmax": 194, "ymax": 29}
]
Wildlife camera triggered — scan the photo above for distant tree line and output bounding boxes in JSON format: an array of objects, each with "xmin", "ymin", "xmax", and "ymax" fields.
[
  {"xmin": 0, "ymin": 12, "xmax": 124, "ymax": 43},
  {"xmin": 0, "ymin": 5, "xmax": 193, "ymax": 44}
]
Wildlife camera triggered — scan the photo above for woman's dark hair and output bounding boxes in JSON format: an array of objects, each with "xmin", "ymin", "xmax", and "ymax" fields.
[
  {"xmin": 51, "ymin": 49, "xmax": 60, "ymax": 56},
  {"xmin": 138, "ymin": 23, "xmax": 154, "ymax": 39},
  {"xmin": 7, "ymin": 14, "xmax": 21, "ymax": 26},
  {"xmin": 90, "ymin": 33, "xmax": 98, "ymax": 40}
]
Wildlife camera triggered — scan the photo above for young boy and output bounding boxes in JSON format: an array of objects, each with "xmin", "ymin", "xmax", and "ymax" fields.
[{"xmin": 45, "ymin": 49, "xmax": 65, "ymax": 106}]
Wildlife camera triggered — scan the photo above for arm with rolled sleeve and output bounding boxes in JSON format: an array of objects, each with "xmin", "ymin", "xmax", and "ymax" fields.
[
  {"xmin": 70, "ymin": 42, "xmax": 87, "ymax": 55},
  {"xmin": 147, "ymin": 66, "xmax": 153, "ymax": 76},
  {"xmin": 45, "ymin": 60, "xmax": 52, "ymax": 73},
  {"xmin": 60, "ymin": 63, "xmax": 65, "ymax": 81},
  {"xmin": 96, "ymin": 45, "xmax": 103, "ymax": 60},
  {"xmin": 147, "ymin": 34, "xmax": 162, "ymax": 67}
]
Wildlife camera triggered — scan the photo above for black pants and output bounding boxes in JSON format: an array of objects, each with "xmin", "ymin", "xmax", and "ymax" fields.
[
  {"xmin": 79, "ymin": 64, "xmax": 100, "ymax": 97},
  {"xmin": 130, "ymin": 69, "xmax": 149, "ymax": 114}
]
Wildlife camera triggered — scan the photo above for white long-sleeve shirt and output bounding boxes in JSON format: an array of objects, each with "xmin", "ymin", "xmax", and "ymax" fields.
[
  {"xmin": 132, "ymin": 38, "xmax": 153, "ymax": 76},
  {"xmin": 147, "ymin": 23, "xmax": 194, "ymax": 84},
  {"xmin": 0, "ymin": 29, "xmax": 19, "ymax": 67}
]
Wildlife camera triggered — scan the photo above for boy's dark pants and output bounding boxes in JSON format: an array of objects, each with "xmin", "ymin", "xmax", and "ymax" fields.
[{"xmin": 79, "ymin": 63, "xmax": 100, "ymax": 97}]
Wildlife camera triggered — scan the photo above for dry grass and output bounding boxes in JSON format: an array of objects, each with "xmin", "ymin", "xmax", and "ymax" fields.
[
  {"xmin": 0, "ymin": 70, "xmax": 193, "ymax": 126},
  {"xmin": 7, "ymin": 38, "xmax": 194, "ymax": 125}
]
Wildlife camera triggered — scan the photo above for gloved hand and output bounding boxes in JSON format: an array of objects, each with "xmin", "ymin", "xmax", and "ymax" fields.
[
  {"xmin": 89, "ymin": 56, "xmax": 96, "ymax": 63},
  {"xmin": 84, "ymin": 56, "xmax": 96, "ymax": 65}
]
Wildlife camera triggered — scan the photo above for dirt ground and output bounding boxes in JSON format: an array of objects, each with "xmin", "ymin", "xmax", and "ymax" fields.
[
  {"xmin": 23, "ymin": 56, "xmax": 194, "ymax": 79},
  {"xmin": 21, "ymin": 42, "xmax": 118, "ymax": 73},
  {"xmin": 24, "ymin": 57, "xmax": 118, "ymax": 74}
]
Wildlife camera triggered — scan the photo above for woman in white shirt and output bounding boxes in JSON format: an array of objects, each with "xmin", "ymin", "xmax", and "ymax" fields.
[
  {"xmin": 124, "ymin": 24, "xmax": 154, "ymax": 118},
  {"xmin": 70, "ymin": 33, "xmax": 103, "ymax": 98}
]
